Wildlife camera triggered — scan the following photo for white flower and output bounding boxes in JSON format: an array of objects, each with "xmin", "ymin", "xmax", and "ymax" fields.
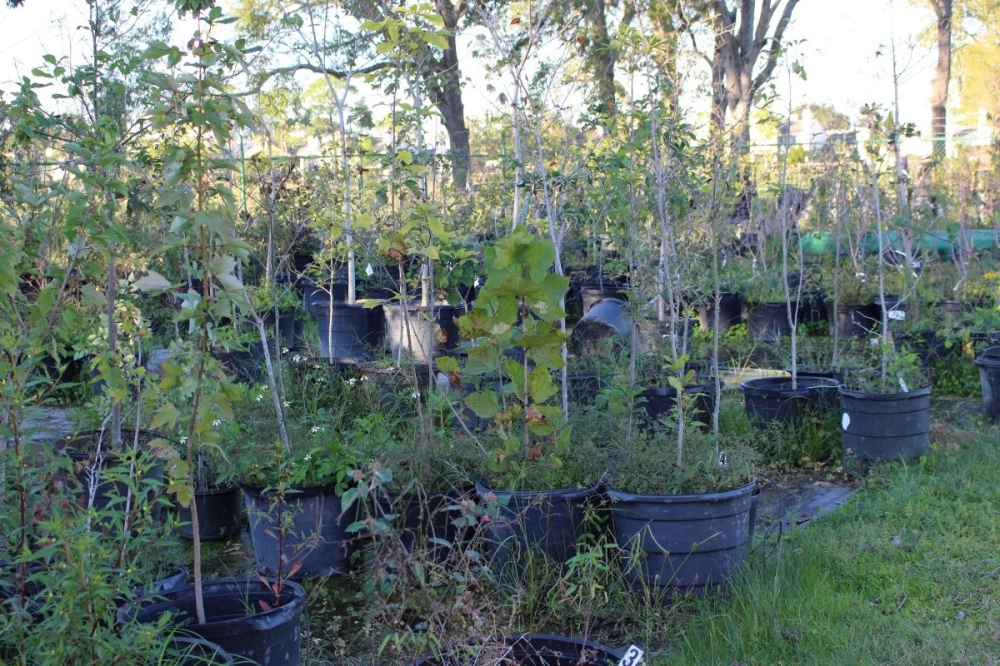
[
  {"xmin": 282, "ymin": 400, "xmax": 290, "ymax": 408},
  {"xmin": 346, "ymin": 377, "xmax": 357, "ymax": 387},
  {"xmin": 360, "ymin": 375, "xmax": 369, "ymax": 382},
  {"xmin": 212, "ymin": 419, "xmax": 222, "ymax": 427},
  {"xmin": 255, "ymin": 394, "xmax": 264, "ymax": 402},
  {"xmin": 304, "ymin": 454, "xmax": 312, "ymax": 461},
  {"xmin": 310, "ymin": 426, "xmax": 321, "ymax": 434},
  {"xmin": 282, "ymin": 347, "xmax": 289, "ymax": 354},
  {"xmin": 411, "ymin": 391, "xmax": 420, "ymax": 399},
  {"xmin": 869, "ymin": 338, "xmax": 879, "ymax": 346},
  {"xmin": 179, "ymin": 437, "xmax": 187, "ymax": 445},
  {"xmin": 292, "ymin": 355, "xmax": 302, "ymax": 363}
]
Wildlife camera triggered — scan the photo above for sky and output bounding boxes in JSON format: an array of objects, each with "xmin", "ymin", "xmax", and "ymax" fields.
[{"xmin": 0, "ymin": 0, "xmax": 945, "ymax": 137}]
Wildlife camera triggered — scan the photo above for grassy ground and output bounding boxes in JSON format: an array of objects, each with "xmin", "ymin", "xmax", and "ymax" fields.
[{"xmin": 663, "ymin": 425, "xmax": 1000, "ymax": 666}]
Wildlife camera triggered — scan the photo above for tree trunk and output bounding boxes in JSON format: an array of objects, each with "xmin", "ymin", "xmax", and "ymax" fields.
[
  {"xmin": 930, "ymin": 0, "xmax": 953, "ymax": 163},
  {"xmin": 428, "ymin": 0, "xmax": 470, "ymax": 190}
]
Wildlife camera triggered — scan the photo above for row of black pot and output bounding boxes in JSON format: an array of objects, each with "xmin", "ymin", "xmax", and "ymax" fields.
[{"xmin": 739, "ymin": 374, "xmax": 933, "ymax": 466}]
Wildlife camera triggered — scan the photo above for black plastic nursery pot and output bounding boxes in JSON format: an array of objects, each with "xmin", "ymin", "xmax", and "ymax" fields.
[
  {"xmin": 412, "ymin": 633, "xmax": 626, "ymax": 666},
  {"xmin": 118, "ymin": 577, "xmax": 305, "ymax": 666},
  {"xmin": 739, "ymin": 376, "xmax": 841, "ymax": 427},
  {"xmin": 830, "ymin": 302, "xmax": 879, "ymax": 339},
  {"xmin": 59, "ymin": 429, "xmax": 168, "ymax": 518},
  {"xmin": 382, "ymin": 487, "xmax": 475, "ymax": 562},
  {"xmin": 840, "ymin": 386, "xmax": 932, "ymax": 465},
  {"xmin": 178, "ymin": 484, "xmax": 243, "ymax": 542},
  {"xmin": 241, "ymin": 483, "xmax": 357, "ymax": 579},
  {"xmin": 607, "ymin": 480, "xmax": 756, "ymax": 598},
  {"xmin": 262, "ymin": 308, "xmax": 305, "ymax": 351},
  {"xmin": 383, "ymin": 303, "xmax": 462, "ymax": 365},
  {"xmin": 697, "ymin": 292, "xmax": 743, "ymax": 332},
  {"xmin": 474, "ymin": 480, "xmax": 600, "ymax": 570},
  {"xmin": 975, "ymin": 346, "xmax": 1000, "ymax": 421},
  {"xmin": 746, "ymin": 302, "xmax": 793, "ymax": 342},
  {"xmin": 638, "ymin": 380, "xmax": 719, "ymax": 428},
  {"xmin": 309, "ymin": 300, "xmax": 385, "ymax": 362}
]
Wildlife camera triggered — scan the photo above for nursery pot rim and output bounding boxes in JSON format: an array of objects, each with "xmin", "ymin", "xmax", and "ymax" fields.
[
  {"xmin": 606, "ymin": 478, "xmax": 757, "ymax": 504},
  {"xmin": 238, "ymin": 480, "xmax": 342, "ymax": 500},
  {"xmin": 975, "ymin": 346, "xmax": 1000, "ymax": 368},
  {"xmin": 738, "ymin": 375, "xmax": 841, "ymax": 397},
  {"xmin": 117, "ymin": 576, "xmax": 305, "ymax": 633},
  {"xmin": 474, "ymin": 478, "xmax": 602, "ymax": 502},
  {"xmin": 838, "ymin": 385, "xmax": 932, "ymax": 401}
]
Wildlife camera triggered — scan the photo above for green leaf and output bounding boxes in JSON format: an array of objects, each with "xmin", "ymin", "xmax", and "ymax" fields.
[
  {"xmin": 528, "ymin": 365, "xmax": 558, "ymax": 403},
  {"xmin": 465, "ymin": 390, "xmax": 500, "ymax": 419},
  {"xmin": 424, "ymin": 32, "xmax": 449, "ymax": 50},
  {"xmin": 435, "ymin": 356, "xmax": 459, "ymax": 374},
  {"xmin": 150, "ymin": 402, "xmax": 180, "ymax": 432}
]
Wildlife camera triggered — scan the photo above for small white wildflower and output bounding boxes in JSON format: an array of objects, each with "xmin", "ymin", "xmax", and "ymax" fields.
[
  {"xmin": 282, "ymin": 347, "xmax": 289, "ymax": 354},
  {"xmin": 310, "ymin": 426, "xmax": 321, "ymax": 434},
  {"xmin": 212, "ymin": 419, "xmax": 222, "ymax": 427},
  {"xmin": 411, "ymin": 391, "xmax": 420, "ymax": 399},
  {"xmin": 255, "ymin": 394, "xmax": 263, "ymax": 402},
  {"xmin": 282, "ymin": 400, "xmax": 290, "ymax": 408},
  {"xmin": 179, "ymin": 437, "xmax": 187, "ymax": 445},
  {"xmin": 292, "ymin": 355, "xmax": 302, "ymax": 363},
  {"xmin": 360, "ymin": 375, "xmax": 369, "ymax": 382},
  {"xmin": 870, "ymin": 338, "xmax": 879, "ymax": 346},
  {"xmin": 346, "ymin": 377, "xmax": 357, "ymax": 387},
  {"xmin": 304, "ymin": 454, "xmax": 312, "ymax": 461}
]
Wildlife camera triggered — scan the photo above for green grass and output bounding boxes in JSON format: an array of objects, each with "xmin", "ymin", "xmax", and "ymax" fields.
[{"xmin": 663, "ymin": 433, "xmax": 1000, "ymax": 666}]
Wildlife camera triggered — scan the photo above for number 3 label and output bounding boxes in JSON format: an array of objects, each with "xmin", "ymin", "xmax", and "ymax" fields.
[{"xmin": 617, "ymin": 645, "xmax": 644, "ymax": 666}]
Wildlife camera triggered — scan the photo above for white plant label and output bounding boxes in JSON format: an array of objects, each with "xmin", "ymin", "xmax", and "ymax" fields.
[
  {"xmin": 365, "ymin": 263, "xmax": 374, "ymax": 277},
  {"xmin": 888, "ymin": 309, "xmax": 906, "ymax": 320},
  {"xmin": 842, "ymin": 413, "xmax": 851, "ymax": 431},
  {"xmin": 617, "ymin": 645, "xmax": 644, "ymax": 666}
]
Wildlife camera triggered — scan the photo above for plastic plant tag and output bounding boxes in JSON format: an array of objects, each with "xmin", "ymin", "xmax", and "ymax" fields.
[
  {"xmin": 888, "ymin": 309, "xmax": 905, "ymax": 320},
  {"xmin": 617, "ymin": 645, "xmax": 644, "ymax": 666},
  {"xmin": 365, "ymin": 263, "xmax": 374, "ymax": 277},
  {"xmin": 842, "ymin": 413, "xmax": 851, "ymax": 430}
]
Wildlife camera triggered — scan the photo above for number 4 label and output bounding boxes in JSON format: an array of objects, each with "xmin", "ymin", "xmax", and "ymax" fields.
[{"xmin": 617, "ymin": 645, "xmax": 644, "ymax": 666}]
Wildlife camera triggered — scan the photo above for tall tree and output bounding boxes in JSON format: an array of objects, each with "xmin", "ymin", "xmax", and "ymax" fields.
[
  {"xmin": 708, "ymin": 0, "xmax": 802, "ymax": 151},
  {"xmin": 234, "ymin": 0, "xmax": 472, "ymax": 189},
  {"xmin": 929, "ymin": 0, "xmax": 954, "ymax": 162}
]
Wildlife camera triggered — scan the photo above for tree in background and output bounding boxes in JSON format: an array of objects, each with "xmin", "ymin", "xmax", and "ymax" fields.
[
  {"xmin": 929, "ymin": 0, "xmax": 954, "ymax": 162},
  {"xmin": 954, "ymin": 0, "xmax": 1000, "ymax": 138},
  {"xmin": 707, "ymin": 0, "xmax": 802, "ymax": 152}
]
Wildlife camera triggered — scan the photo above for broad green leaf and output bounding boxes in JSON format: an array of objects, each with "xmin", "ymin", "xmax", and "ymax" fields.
[
  {"xmin": 465, "ymin": 390, "xmax": 500, "ymax": 419},
  {"xmin": 528, "ymin": 365, "xmax": 558, "ymax": 403}
]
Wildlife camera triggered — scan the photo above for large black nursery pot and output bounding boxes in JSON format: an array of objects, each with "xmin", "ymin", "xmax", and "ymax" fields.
[
  {"xmin": 262, "ymin": 308, "xmax": 305, "ymax": 351},
  {"xmin": 840, "ymin": 386, "xmax": 932, "ymax": 466},
  {"xmin": 118, "ymin": 577, "xmax": 305, "ymax": 666},
  {"xmin": 178, "ymin": 483, "xmax": 243, "ymax": 542},
  {"xmin": 638, "ymin": 379, "xmax": 719, "ymax": 428},
  {"xmin": 829, "ymin": 302, "xmax": 878, "ymax": 339},
  {"xmin": 241, "ymin": 483, "xmax": 357, "ymax": 579},
  {"xmin": 739, "ymin": 375, "xmax": 841, "ymax": 428},
  {"xmin": 697, "ymin": 292, "xmax": 743, "ymax": 332},
  {"xmin": 745, "ymin": 302, "xmax": 792, "ymax": 342},
  {"xmin": 59, "ymin": 429, "xmax": 168, "ymax": 518},
  {"xmin": 309, "ymin": 299, "xmax": 385, "ymax": 362},
  {"xmin": 413, "ymin": 633, "xmax": 625, "ymax": 666},
  {"xmin": 383, "ymin": 302, "xmax": 461, "ymax": 365},
  {"xmin": 382, "ymin": 487, "xmax": 475, "ymax": 562},
  {"xmin": 974, "ymin": 346, "xmax": 1000, "ymax": 421},
  {"xmin": 474, "ymin": 480, "xmax": 600, "ymax": 571},
  {"xmin": 607, "ymin": 480, "xmax": 756, "ymax": 599}
]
